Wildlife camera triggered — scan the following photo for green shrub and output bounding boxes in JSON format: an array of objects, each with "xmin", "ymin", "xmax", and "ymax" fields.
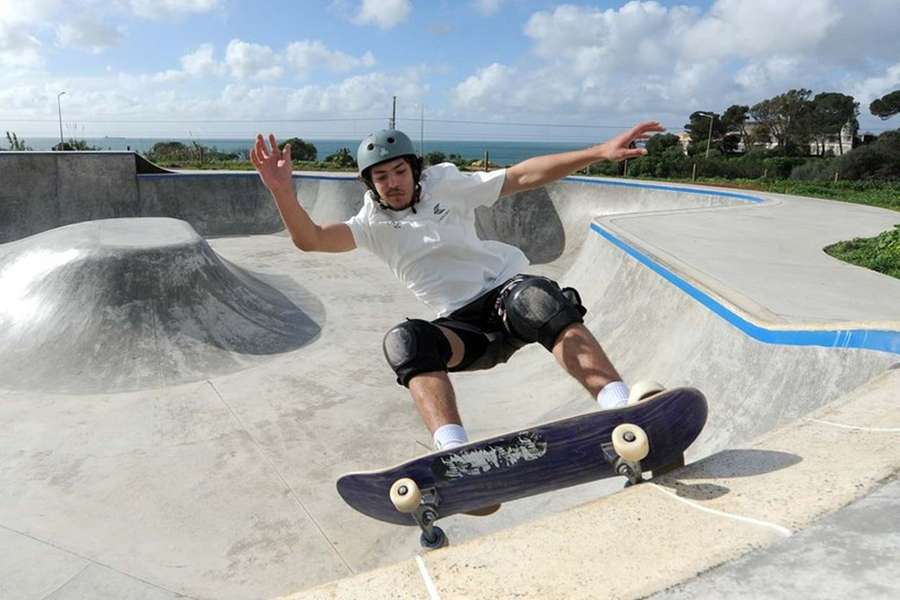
[{"xmin": 825, "ymin": 225, "xmax": 900, "ymax": 279}]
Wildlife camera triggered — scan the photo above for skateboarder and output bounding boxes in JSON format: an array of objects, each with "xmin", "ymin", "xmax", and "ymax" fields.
[{"xmin": 251, "ymin": 121, "xmax": 664, "ymax": 453}]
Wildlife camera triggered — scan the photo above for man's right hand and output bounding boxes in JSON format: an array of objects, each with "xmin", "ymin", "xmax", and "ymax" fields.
[{"xmin": 250, "ymin": 133, "xmax": 293, "ymax": 195}]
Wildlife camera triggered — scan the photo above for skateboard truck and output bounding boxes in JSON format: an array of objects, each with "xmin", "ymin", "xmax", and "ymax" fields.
[
  {"xmin": 601, "ymin": 441, "xmax": 644, "ymax": 486},
  {"xmin": 602, "ymin": 423, "xmax": 651, "ymax": 486},
  {"xmin": 389, "ymin": 478, "xmax": 448, "ymax": 549}
]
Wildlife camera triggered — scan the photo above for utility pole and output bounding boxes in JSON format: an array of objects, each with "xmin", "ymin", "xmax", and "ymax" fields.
[{"xmin": 390, "ymin": 96, "xmax": 396, "ymax": 129}]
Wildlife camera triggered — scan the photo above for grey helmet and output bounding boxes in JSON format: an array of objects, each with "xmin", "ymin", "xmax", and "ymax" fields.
[{"xmin": 357, "ymin": 129, "xmax": 417, "ymax": 174}]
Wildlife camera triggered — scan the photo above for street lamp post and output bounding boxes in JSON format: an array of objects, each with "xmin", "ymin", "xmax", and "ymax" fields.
[
  {"xmin": 57, "ymin": 91, "xmax": 67, "ymax": 149},
  {"xmin": 698, "ymin": 112, "xmax": 715, "ymax": 158}
]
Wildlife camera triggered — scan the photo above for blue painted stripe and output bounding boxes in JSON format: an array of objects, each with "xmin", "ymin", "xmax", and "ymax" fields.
[
  {"xmin": 566, "ymin": 175, "xmax": 765, "ymax": 204},
  {"xmin": 590, "ymin": 223, "xmax": 900, "ymax": 355}
]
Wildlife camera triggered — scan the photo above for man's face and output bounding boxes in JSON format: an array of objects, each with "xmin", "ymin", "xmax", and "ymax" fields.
[{"xmin": 370, "ymin": 157, "xmax": 414, "ymax": 209}]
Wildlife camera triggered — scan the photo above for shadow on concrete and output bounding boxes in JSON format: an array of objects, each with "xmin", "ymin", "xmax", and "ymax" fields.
[{"xmin": 655, "ymin": 449, "xmax": 803, "ymax": 500}]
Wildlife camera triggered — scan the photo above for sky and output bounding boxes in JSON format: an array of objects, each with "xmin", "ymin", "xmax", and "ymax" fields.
[{"xmin": 1, "ymin": 0, "xmax": 899, "ymax": 143}]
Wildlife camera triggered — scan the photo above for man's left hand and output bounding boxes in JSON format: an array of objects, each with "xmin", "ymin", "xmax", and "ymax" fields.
[{"xmin": 597, "ymin": 121, "xmax": 666, "ymax": 162}]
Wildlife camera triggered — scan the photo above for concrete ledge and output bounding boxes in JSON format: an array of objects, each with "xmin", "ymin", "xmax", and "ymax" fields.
[{"xmin": 279, "ymin": 368, "xmax": 900, "ymax": 599}]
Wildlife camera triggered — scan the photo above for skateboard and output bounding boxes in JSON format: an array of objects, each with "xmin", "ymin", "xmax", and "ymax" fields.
[{"xmin": 337, "ymin": 386, "xmax": 707, "ymax": 548}]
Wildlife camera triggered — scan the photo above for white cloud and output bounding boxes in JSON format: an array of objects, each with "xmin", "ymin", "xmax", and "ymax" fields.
[
  {"xmin": 286, "ymin": 40, "xmax": 375, "ymax": 74},
  {"xmin": 0, "ymin": 24, "xmax": 44, "ymax": 68},
  {"xmin": 850, "ymin": 62, "xmax": 900, "ymax": 108},
  {"xmin": 180, "ymin": 44, "xmax": 223, "ymax": 77},
  {"xmin": 473, "ymin": 0, "xmax": 504, "ymax": 16},
  {"xmin": 124, "ymin": 0, "xmax": 221, "ymax": 20},
  {"xmin": 734, "ymin": 57, "xmax": 801, "ymax": 91},
  {"xmin": 56, "ymin": 19, "xmax": 124, "ymax": 54},
  {"xmin": 453, "ymin": 0, "xmax": 900, "ymax": 125},
  {"xmin": 224, "ymin": 39, "xmax": 283, "ymax": 81},
  {"xmin": 0, "ymin": 0, "xmax": 63, "ymax": 26},
  {"xmin": 453, "ymin": 63, "xmax": 516, "ymax": 107},
  {"xmin": 353, "ymin": 0, "xmax": 410, "ymax": 30}
]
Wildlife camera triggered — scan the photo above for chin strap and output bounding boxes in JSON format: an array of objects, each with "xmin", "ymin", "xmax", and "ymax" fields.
[{"xmin": 373, "ymin": 182, "xmax": 422, "ymax": 213}]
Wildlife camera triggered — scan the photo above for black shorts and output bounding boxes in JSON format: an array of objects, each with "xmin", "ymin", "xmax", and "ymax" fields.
[{"xmin": 433, "ymin": 274, "xmax": 586, "ymax": 374}]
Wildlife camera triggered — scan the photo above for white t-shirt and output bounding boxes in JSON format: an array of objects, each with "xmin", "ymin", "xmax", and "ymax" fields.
[{"xmin": 345, "ymin": 163, "xmax": 530, "ymax": 317}]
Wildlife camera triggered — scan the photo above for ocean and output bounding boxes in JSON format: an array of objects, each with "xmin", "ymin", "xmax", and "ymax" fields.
[{"xmin": 21, "ymin": 137, "xmax": 592, "ymax": 166}]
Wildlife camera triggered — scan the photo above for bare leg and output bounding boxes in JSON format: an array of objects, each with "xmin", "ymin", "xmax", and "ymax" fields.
[
  {"xmin": 551, "ymin": 323, "xmax": 622, "ymax": 397},
  {"xmin": 408, "ymin": 371, "xmax": 460, "ymax": 432},
  {"xmin": 407, "ymin": 326, "xmax": 466, "ymax": 434}
]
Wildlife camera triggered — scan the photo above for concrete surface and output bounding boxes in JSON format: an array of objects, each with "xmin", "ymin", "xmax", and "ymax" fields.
[
  {"xmin": 653, "ymin": 477, "xmax": 900, "ymax": 599},
  {"xmin": 0, "ymin": 153, "xmax": 898, "ymax": 599}
]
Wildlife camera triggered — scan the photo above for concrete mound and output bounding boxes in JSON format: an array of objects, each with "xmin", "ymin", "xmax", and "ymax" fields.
[{"xmin": 0, "ymin": 218, "xmax": 319, "ymax": 393}]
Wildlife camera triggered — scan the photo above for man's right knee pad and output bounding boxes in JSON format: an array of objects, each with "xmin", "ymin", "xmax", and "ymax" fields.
[
  {"xmin": 382, "ymin": 319, "xmax": 452, "ymax": 387},
  {"xmin": 503, "ymin": 276, "xmax": 585, "ymax": 350}
]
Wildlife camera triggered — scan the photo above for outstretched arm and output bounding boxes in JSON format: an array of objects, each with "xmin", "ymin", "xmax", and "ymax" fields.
[
  {"xmin": 251, "ymin": 134, "xmax": 355, "ymax": 253},
  {"xmin": 499, "ymin": 121, "xmax": 665, "ymax": 197}
]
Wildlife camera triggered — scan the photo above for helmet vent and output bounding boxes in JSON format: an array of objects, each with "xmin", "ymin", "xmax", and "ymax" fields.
[
  {"xmin": 387, "ymin": 137, "xmax": 395, "ymax": 143},
  {"xmin": 367, "ymin": 143, "xmax": 375, "ymax": 150}
]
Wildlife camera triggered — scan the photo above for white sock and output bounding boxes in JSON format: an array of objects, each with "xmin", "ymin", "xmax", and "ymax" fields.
[
  {"xmin": 597, "ymin": 381, "xmax": 630, "ymax": 410},
  {"xmin": 433, "ymin": 424, "xmax": 468, "ymax": 450}
]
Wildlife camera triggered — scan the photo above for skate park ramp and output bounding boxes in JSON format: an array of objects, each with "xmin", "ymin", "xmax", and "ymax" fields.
[{"xmin": 0, "ymin": 152, "xmax": 898, "ymax": 599}]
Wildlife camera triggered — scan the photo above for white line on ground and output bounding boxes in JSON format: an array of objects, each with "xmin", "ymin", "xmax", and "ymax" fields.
[
  {"xmin": 651, "ymin": 484, "xmax": 792, "ymax": 538},
  {"xmin": 810, "ymin": 419, "xmax": 900, "ymax": 433},
  {"xmin": 415, "ymin": 555, "xmax": 442, "ymax": 600}
]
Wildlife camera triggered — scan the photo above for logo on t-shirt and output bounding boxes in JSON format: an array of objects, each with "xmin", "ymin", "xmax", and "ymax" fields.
[{"xmin": 433, "ymin": 203, "xmax": 448, "ymax": 219}]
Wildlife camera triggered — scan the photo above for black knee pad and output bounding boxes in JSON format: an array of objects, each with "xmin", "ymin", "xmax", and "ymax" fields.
[
  {"xmin": 382, "ymin": 319, "xmax": 452, "ymax": 387},
  {"xmin": 502, "ymin": 277, "xmax": 586, "ymax": 350}
]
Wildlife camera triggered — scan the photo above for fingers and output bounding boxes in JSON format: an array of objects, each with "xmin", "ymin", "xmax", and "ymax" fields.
[
  {"xmin": 634, "ymin": 121, "xmax": 666, "ymax": 136},
  {"xmin": 254, "ymin": 134, "xmax": 269, "ymax": 162},
  {"xmin": 269, "ymin": 133, "xmax": 280, "ymax": 159},
  {"xmin": 283, "ymin": 142, "xmax": 292, "ymax": 163}
]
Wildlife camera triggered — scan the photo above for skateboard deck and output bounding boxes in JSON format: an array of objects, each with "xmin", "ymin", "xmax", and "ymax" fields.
[{"xmin": 337, "ymin": 387, "xmax": 707, "ymax": 527}]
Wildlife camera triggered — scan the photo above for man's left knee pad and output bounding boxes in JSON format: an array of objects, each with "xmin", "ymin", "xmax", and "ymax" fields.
[
  {"xmin": 382, "ymin": 319, "xmax": 452, "ymax": 387},
  {"xmin": 502, "ymin": 277, "xmax": 586, "ymax": 350}
]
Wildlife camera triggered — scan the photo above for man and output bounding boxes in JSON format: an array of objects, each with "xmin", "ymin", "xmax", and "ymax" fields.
[{"xmin": 251, "ymin": 122, "xmax": 664, "ymax": 453}]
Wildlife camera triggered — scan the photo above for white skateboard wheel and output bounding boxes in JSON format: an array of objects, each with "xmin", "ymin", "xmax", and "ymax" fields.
[
  {"xmin": 612, "ymin": 423, "xmax": 650, "ymax": 462},
  {"xmin": 389, "ymin": 478, "xmax": 421, "ymax": 513},
  {"xmin": 628, "ymin": 380, "xmax": 665, "ymax": 405}
]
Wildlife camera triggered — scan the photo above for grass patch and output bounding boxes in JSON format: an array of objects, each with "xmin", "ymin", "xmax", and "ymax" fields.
[
  {"xmin": 653, "ymin": 177, "xmax": 900, "ymax": 213},
  {"xmin": 824, "ymin": 225, "xmax": 900, "ymax": 279}
]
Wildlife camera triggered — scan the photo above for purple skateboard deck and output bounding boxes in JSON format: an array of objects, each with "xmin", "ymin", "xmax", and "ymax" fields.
[{"xmin": 337, "ymin": 387, "xmax": 708, "ymax": 526}]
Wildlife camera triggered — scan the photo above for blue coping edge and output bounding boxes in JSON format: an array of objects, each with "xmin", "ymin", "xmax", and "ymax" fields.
[
  {"xmin": 565, "ymin": 175, "xmax": 766, "ymax": 204},
  {"xmin": 590, "ymin": 222, "xmax": 900, "ymax": 356}
]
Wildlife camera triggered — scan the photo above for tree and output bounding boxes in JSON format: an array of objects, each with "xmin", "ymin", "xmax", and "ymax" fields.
[
  {"xmin": 645, "ymin": 133, "xmax": 681, "ymax": 156},
  {"xmin": 751, "ymin": 89, "xmax": 814, "ymax": 154},
  {"xmin": 148, "ymin": 141, "xmax": 190, "ymax": 161},
  {"xmin": 810, "ymin": 92, "xmax": 858, "ymax": 155},
  {"xmin": 870, "ymin": 90, "xmax": 900, "ymax": 120},
  {"xmin": 53, "ymin": 139, "xmax": 99, "ymax": 151},
  {"xmin": 838, "ymin": 128, "xmax": 900, "ymax": 180},
  {"xmin": 426, "ymin": 151, "xmax": 447, "ymax": 165},
  {"xmin": 324, "ymin": 147, "xmax": 356, "ymax": 168},
  {"xmin": 279, "ymin": 137, "xmax": 317, "ymax": 161},
  {"xmin": 722, "ymin": 105, "xmax": 750, "ymax": 153},
  {"xmin": 684, "ymin": 111, "xmax": 728, "ymax": 155}
]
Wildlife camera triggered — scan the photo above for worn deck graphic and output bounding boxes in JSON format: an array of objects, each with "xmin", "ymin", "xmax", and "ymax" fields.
[
  {"xmin": 432, "ymin": 432, "xmax": 548, "ymax": 481},
  {"xmin": 338, "ymin": 387, "xmax": 708, "ymax": 526}
]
